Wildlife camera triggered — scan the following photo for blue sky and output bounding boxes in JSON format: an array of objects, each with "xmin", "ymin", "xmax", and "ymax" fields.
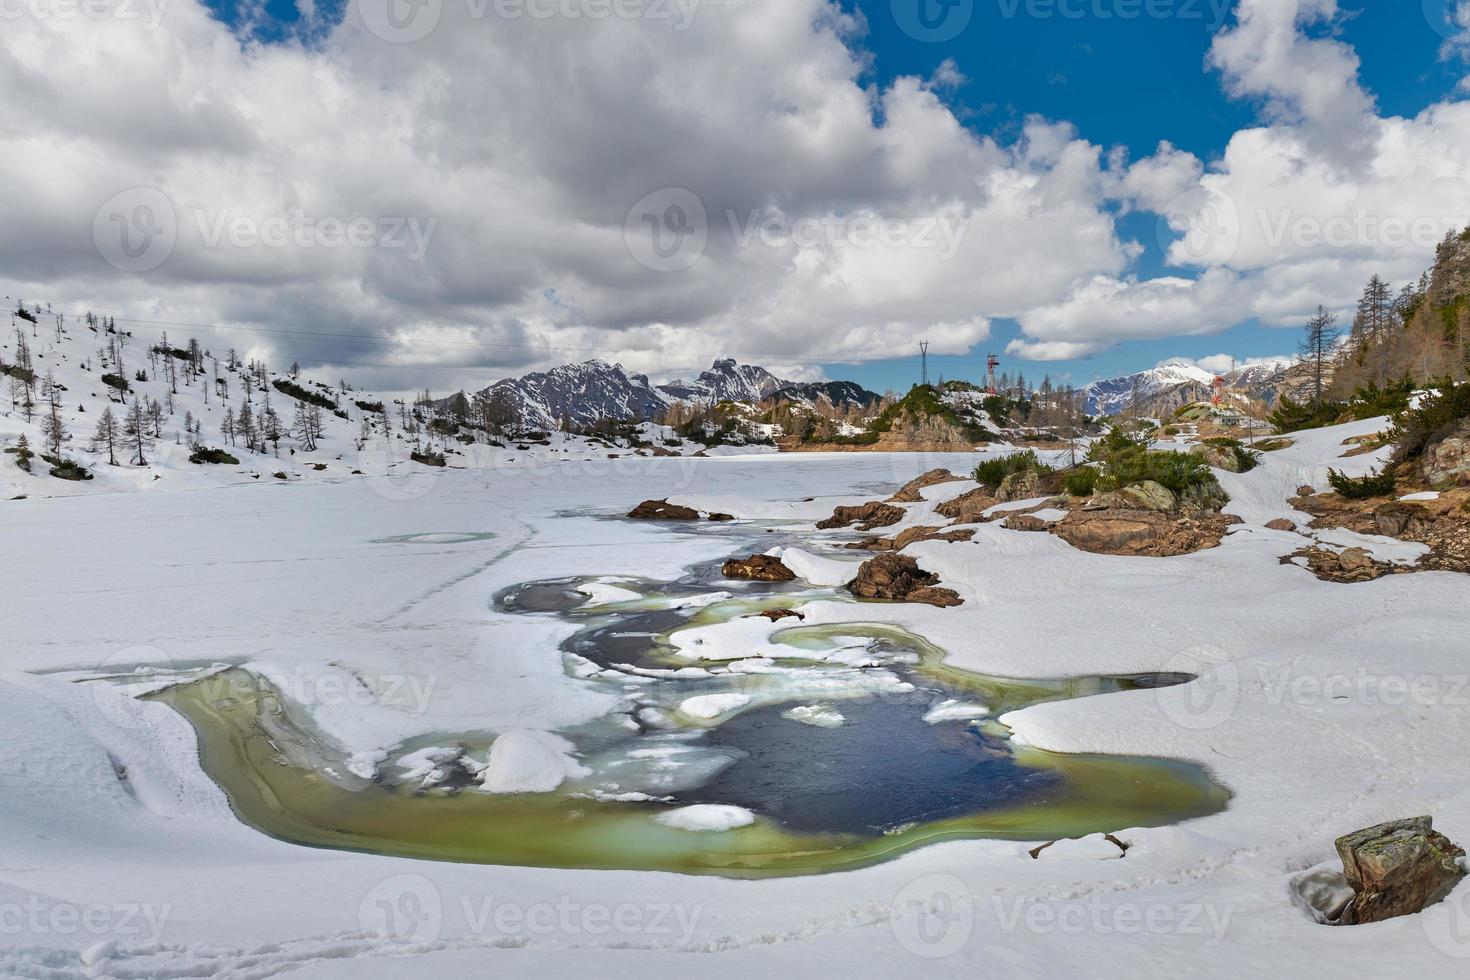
[{"xmin": 828, "ymin": 0, "xmax": 1468, "ymax": 391}]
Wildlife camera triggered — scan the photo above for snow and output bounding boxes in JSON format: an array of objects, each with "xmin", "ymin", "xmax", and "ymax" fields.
[
  {"xmin": 922, "ymin": 699, "xmax": 990, "ymax": 723},
  {"xmin": 1314, "ymin": 527, "xmax": 1432, "ymax": 565},
  {"xmin": 776, "ymin": 546, "xmax": 862, "ymax": 586},
  {"xmin": 576, "ymin": 578, "xmax": 644, "ymax": 605},
  {"xmin": 6, "ymin": 405, "xmax": 1470, "ymax": 979},
  {"xmin": 479, "ymin": 731, "xmax": 589, "ymax": 793},
  {"xmin": 782, "ymin": 704, "xmax": 846, "ymax": 728},
  {"xmin": 653, "ymin": 804, "xmax": 756, "ymax": 832},
  {"xmin": 675, "ymin": 693, "xmax": 752, "ymax": 721},
  {"xmin": 984, "ymin": 496, "xmax": 1053, "ymax": 516},
  {"xmin": 1401, "ymin": 491, "xmax": 1442, "ymax": 501}
]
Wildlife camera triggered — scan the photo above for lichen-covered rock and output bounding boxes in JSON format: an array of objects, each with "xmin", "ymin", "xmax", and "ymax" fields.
[
  {"xmin": 816, "ymin": 501, "xmax": 905, "ymax": 531},
  {"xmin": 936, "ymin": 487, "xmax": 995, "ymax": 524},
  {"xmin": 1198, "ymin": 443, "xmax": 1241, "ymax": 473},
  {"xmin": 847, "ymin": 553, "xmax": 963, "ymax": 606},
  {"xmin": 1373, "ymin": 502, "xmax": 1436, "ymax": 539},
  {"xmin": 628, "ymin": 499, "xmax": 700, "ymax": 520},
  {"xmin": 887, "ymin": 468, "xmax": 964, "ymax": 503},
  {"xmin": 1335, "ymin": 816, "xmax": 1467, "ymax": 925},
  {"xmin": 1054, "ymin": 510, "xmax": 1241, "ymax": 557},
  {"xmin": 1087, "ymin": 480, "xmax": 1176, "ymax": 513},
  {"xmin": 722, "ymin": 555, "xmax": 797, "ymax": 582},
  {"xmin": 1177, "ymin": 477, "xmax": 1231, "ymax": 514},
  {"xmin": 995, "ymin": 469, "xmax": 1039, "ymax": 504},
  {"xmin": 1265, "ymin": 518, "xmax": 1297, "ymax": 532},
  {"xmin": 1421, "ymin": 423, "xmax": 1470, "ymax": 486},
  {"xmin": 1005, "ymin": 514, "xmax": 1053, "ymax": 532}
]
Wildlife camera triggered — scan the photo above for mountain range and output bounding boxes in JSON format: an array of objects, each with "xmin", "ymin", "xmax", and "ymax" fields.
[
  {"xmin": 1081, "ymin": 359, "xmax": 1299, "ymax": 417},
  {"xmin": 452, "ymin": 358, "xmax": 883, "ymax": 431}
]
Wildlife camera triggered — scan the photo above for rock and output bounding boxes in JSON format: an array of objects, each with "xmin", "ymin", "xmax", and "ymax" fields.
[
  {"xmin": 1005, "ymin": 515, "xmax": 1052, "ymax": 532},
  {"xmin": 706, "ymin": 512, "xmax": 736, "ymax": 522},
  {"xmin": 905, "ymin": 586, "xmax": 965, "ymax": 608},
  {"xmin": 995, "ymin": 469, "xmax": 1039, "ymax": 504},
  {"xmin": 936, "ymin": 487, "xmax": 996, "ymax": 524},
  {"xmin": 847, "ymin": 553, "xmax": 963, "ymax": 606},
  {"xmin": 1373, "ymin": 502, "xmax": 1435, "ymax": 539},
  {"xmin": 1086, "ymin": 480, "xmax": 1176, "ymax": 513},
  {"xmin": 1296, "ymin": 546, "xmax": 1392, "ymax": 583},
  {"xmin": 887, "ymin": 468, "xmax": 964, "ymax": 503},
  {"xmin": 1265, "ymin": 518, "xmax": 1297, "ymax": 532},
  {"xmin": 628, "ymin": 499, "xmax": 701, "ymax": 520},
  {"xmin": 1054, "ymin": 510, "xmax": 1241, "ymax": 557},
  {"xmin": 816, "ymin": 501, "xmax": 905, "ymax": 531},
  {"xmin": 891, "ymin": 526, "xmax": 975, "ymax": 550},
  {"xmin": 721, "ymin": 555, "xmax": 797, "ymax": 582},
  {"xmin": 1421, "ymin": 423, "xmax": 1470, "ymax": 486},
  {"xmin": 1198, "ymin": 443, "xmax": 1241, "ymax": 473},
  {"xmin": 750, "ymin": 608, "xmax": 804, "ymax": 622},
  {"xmin": 1298, "ymin": 485, "xmax": 1317, "ymax": 496},
  {"xmin": 1335, "ymin": 816, "xmax": 1467, "ymax": 925}
]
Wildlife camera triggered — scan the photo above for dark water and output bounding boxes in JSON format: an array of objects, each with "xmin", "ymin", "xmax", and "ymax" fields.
[{"xmin": 689, "ymin": 699, "xmax": 1058, "ymax": 835}]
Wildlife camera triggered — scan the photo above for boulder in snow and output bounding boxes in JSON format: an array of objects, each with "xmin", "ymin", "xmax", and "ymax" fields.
[{"xmin": 1335, "ymin": 816, "xmax": 1466, "ymax": 925}]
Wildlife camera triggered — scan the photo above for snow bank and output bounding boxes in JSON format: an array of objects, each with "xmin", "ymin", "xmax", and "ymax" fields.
[
  {"xmin": 478, "ymin": 731, "xmax": 589, "ymax": 793},
  {"xmin": 654, "ymin": 804, "xmax": 756, "ymax": 832},
  {"xmin": 777, "ymin": 547, "xmax": 862, "ymax": 587}
]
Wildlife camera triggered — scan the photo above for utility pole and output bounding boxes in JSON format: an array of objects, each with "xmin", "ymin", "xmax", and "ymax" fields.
[{"xmin": 919, "ymin": 341, "xmax": 929, "ymax": 387}]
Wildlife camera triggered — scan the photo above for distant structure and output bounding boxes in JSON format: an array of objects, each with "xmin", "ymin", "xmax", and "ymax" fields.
[
  {"xmin": 1211, "ymin": 375, "xmax": 1225, "ymax": 406},
  {"xmin": 919, "ymin": 341, "xmax": 930, "ymax": 386},
  {"xmin": 985, "ymin": 353, "xmax": 1000, "ymax": 395}
]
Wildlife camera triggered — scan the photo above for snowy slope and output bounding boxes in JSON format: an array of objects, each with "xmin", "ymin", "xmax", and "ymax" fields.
[
  {"xmin": 0, "ymin": 317, "xmax": 735, "ymax": 501},
  {"xmin": 5, "ymin": 435, "xmax": 1470, "ymax": 978}
]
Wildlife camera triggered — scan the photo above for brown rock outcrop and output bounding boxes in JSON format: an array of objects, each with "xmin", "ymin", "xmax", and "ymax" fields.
[
  {"xmin": 628, "ymin": 499, "xmax": 700, "ymax": 520},
  {"xmin": 847, "ymin": 553, "xmax": 963, "ymax": 607},
  {"xmin": 888, "ymin": 469, "xmax": 965, "ymax": 503},
  {"xmin": 936, "ymin": 488, "xmax": 996, "ymax": 524},
  {"xmin": 1053, "ymin": 510, "xmax": 1242, "ymax": 557},
  {"xmin": 722, "ymin": 554, "xmax": 797, "ymax": 582},
  {"xmin": 817, "ymin": 501, "xmax": 905, "ymax": 531}
]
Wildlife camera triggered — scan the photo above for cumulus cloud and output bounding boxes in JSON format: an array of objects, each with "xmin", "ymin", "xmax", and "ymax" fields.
[
  {"xmin": 5, "ymin": 0, "xmax": 1467, "ymax": 386},
  {"xmin": 1012, "ymin": 1, "xmax": 1470, "ymax": 360},
  {"xmin": 0, "ymin": 0, "xmax": 1145, "ymax": 390}
]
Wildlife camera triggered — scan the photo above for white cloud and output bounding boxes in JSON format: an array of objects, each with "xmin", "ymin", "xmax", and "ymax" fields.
[{"xmin": 0, "ymin": 0, "xmax": 1140, "ymax": 389}]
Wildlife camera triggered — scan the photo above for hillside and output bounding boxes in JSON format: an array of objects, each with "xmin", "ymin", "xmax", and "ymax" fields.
[{"xmin": 0, "ymin": 314, "xmax": 741, "ymax": 499}]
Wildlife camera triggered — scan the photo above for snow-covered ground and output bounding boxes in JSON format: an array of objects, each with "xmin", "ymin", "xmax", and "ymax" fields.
[{"xmin": 4, "ymin": 418, "xmax": 1470, "ymax": 978}]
